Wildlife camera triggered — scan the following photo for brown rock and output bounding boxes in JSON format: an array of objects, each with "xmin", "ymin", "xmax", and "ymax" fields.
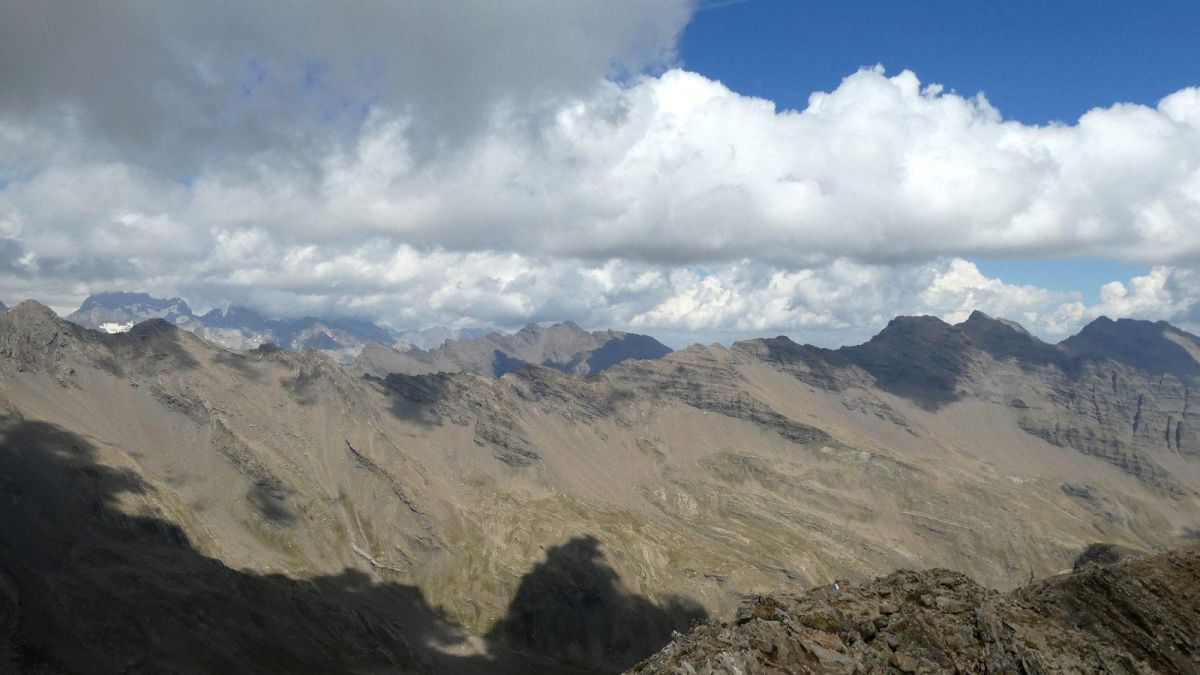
[{"xmin": 889, "ymin": 651, "xmax": 920, "ymax": 672}]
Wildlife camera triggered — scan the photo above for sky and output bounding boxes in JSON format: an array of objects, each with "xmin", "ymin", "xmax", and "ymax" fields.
[{"xmin": 1, "ymin": 1, "xmax": 1199, "ymax": 348}]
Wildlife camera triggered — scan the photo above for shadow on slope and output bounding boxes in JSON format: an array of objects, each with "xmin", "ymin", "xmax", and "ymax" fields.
[
  {"xmin": 584, "ymin": 335, "xmax": 674, "ymax": 375},
  {"xmin": 487, "ymin": 536, "xmax": 707, "ymax": 672},
  {"xmin": 0, "ymin": 417, "xmax": 483, "ymax": 673},
  {"xmin": 0, "ymin": 417, "xmax": 695, "ymax": 674},
  {"xmin": 379, "ymin": 371, "xmax": 458, "ymax": 427},
  {"xmin": 492, "ymin": 349, "xmax": 528, "ymax": 378}
]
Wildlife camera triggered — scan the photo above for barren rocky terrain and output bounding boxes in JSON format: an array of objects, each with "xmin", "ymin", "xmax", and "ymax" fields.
[
  {"xmin": 633, "ymin": 543, "xmax": 1200, "ymax": 673},
  {"xmin": 0, "ymin": 300, "xmax": 1197, "ymax": 672}
]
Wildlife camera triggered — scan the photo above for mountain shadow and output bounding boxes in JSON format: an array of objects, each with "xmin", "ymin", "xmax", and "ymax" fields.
[
  {"xmin": 583, "ymin": 335, "xmax": 674, "ymax": 375},
  {"xmin": 492, "ymin": 349, "xmax": 529, "ymax": 377},
  {"xmin": 379, "ymin": 371, "xmax": 458, "ymax": 427},
  {"xmin": 0, "ymin": 415, "xmax": 566, "ymax": 674},
  {"xmin": 0, "ymin": 414, "xmax": 697, "ymax": 673},
  {"xmin": 486, "ymin": 535, "xmax": 707, "ymax": 672}
]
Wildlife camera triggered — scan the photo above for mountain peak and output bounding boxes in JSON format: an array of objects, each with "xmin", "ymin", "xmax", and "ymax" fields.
[
  {"xmin": 961, "ymin": 310, "xmax": 1031, "ymax": 335},
  {"xmin": 8, "ymin": 299, "xmax": 60, "ymax": 323},
  {"xmin": 79, "ymin": 291, "xmax": 192, "ymax": 315},
  {"xmin": 862, "ymin": 315, "xmax": 960, "ymax": 347},
  {"xmin": 838, "ymin": 316, "xmax": 969, "ymax": 409},
  {"xmin": 201, "ymin": 304, "xmax": 269, "ymax": 325},
  {"xmin": 514, "ymin": 321, "xmax": 589, "ymax": 337},
  {"xmin": 126, "ymin": 317, "xmax": 181, "ymax": 337},
  {"xmin": 955, "ymin": 309, "xmax": 1060, "ymax": 358},
  {"xmin": 881, "ymin": 313, "xmax": 953, "ymax": 331},
  {"xmin": 544, "ymin": 320, "xmax": 590, "ymax": 337},
  {"xmin": 1061, "ymin": 316, "xmax": 1200, "ymax": 375}
]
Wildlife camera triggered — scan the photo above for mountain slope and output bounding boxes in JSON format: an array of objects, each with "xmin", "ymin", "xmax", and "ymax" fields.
[
  {"xmin": 753, "ymin": 312, "xmax": 1200, "ymax": 492},
  {"xmin": 0, "ymin": 301, "xmax": 1197, "ymax": 672}
]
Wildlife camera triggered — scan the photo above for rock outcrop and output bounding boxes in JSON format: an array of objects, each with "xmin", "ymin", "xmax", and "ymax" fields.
[{"xmin": 632, "ymin": 543, "xmax": 1200, "ymax": 674}]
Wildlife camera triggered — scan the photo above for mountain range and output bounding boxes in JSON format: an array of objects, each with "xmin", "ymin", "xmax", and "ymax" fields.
[
  {"xmin": 63, "ymin": 291, "xmax": 672, "ymax": 375},
  {"xmin": 0, "ymin": 299, "xmax": 1197, "ymax": 672},
  {"xmin": 65, "ymin": 291, "xmax": 398, "ymax": 361},
  {"xmin": 355, "ymin": 321, "xmax": 673, "ymax": 378}
]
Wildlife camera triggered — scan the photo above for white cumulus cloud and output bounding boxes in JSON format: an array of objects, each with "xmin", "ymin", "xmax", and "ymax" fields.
[{"xmin": 2, "ymin": 4, "xmax": 1200, "ymax": 346}]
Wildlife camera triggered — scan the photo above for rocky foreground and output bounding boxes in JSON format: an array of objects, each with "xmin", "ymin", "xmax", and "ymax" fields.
[{"xmin": 632, "ymin": 544, "xmax": 1200, "ymax": 674}]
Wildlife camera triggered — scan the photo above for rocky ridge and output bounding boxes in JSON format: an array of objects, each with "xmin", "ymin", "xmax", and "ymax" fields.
[
  {"xmin": 632, "ymin": 543, "xmax": 1200, "ymax": 674},
  {"xmin": 735, "ymin": 310, "xmax": 1200, "ymax": 493},
  {"xmin": 63, "ymin": 292, "xmax": 674, "ymax": 374},
  {"xmin": 355, "ymin": 320, "xmax": 672, "ymax": 378}
]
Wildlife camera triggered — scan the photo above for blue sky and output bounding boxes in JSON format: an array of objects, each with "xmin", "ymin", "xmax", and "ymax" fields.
[
  {"xmin": 972, "ymin": 259, "xmax": 1146, "ymax": 305},
  {"xmin": 679, "ymin": 0, "xmax": 1200, "ymax": 302},
  {"xmin": 681, "ymin": 0, "xmax": 1200, "ymax": 124}
]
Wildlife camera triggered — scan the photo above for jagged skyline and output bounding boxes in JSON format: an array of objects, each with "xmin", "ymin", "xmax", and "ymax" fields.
[{"xmin": 37, "ymin": 288, "xmax": 1200, "ymax": 359}]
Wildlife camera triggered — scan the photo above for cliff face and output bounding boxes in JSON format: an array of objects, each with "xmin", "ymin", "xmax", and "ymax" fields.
[{"xmin": 632, "ymin": 544, "xmax": 1200, "ymax": 674}]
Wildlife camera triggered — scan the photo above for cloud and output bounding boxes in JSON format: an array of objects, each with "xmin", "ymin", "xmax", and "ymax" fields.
[
  {"xmin": 3, "ymin": 5, "xmax": 1200, "ymax": 345},
  {"xmin": 0, "ymin": 1, "xmax": 692, "ymax": 172},
  {"xmin": 41, "ymin": 65, "xmax": 1189, "ymax": 268}
]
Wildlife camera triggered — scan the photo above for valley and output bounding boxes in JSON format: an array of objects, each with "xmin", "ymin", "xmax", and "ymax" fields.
[{"xmin": 0, "ymin": 300, "xmax": 1197, "ymax": 671}]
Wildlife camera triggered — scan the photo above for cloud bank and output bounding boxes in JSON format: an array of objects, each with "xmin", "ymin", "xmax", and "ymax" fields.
[{"xmin": 2, "ymin": 3, "xmax": 1200, "ymax": 345}]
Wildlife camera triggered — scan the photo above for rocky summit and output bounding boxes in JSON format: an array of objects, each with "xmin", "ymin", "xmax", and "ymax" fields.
[
  {"xmin": 0, "ymin": 300, "xmax": 1198, "ymax": 673},
  {"xmin": 633, "ymin": 543, "xmax": 1200, "ymax": 674}
]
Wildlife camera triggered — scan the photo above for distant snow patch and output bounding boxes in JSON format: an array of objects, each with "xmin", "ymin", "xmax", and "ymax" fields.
[{"xmin": 99, "ymin": 321, "xmax": 134, "ymax": 333}]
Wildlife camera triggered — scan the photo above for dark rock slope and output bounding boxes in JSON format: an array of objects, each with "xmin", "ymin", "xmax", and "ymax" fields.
[
  {"xmin": 632, "ymin": 544, "xmax": 1200, "ymax": 674},
  {"xmin": 736, "ymin": 311, "xmax": 1200, "ymax": 493}
]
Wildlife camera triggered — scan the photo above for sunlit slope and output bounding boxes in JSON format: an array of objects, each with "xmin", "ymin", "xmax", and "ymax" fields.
[{"xmin": 1, "ymin": 300, "xmax": 1197, "ymax": 669}]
